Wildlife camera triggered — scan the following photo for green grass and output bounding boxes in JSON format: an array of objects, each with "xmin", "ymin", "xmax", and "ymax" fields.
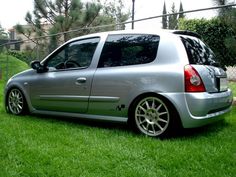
[
  {"xmin": 0, "ymin": 53, "xmax": 29, "ymax": 102},
  {"xmin": 229, "ymin": 81, "xmax": 236, "ymax": 96},
  {"xmin": 0, "ymin": 54, "xmax": 235, "ymax": 177}
]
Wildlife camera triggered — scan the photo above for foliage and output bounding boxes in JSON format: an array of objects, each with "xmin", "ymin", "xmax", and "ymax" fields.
[
  {"xmin": 168, "ymin": 3, "xmax": 178, "ymax": 29},
  {"xmin": 212, "ymin": 0, "xmax": 232, "ymax": 16},
  {"xmin": 101, "ymin": 0, "xmax": 130, "ymax": 30},
  {"xmin": 162, "ymin": 2, "xmax": 167, "ymax": 29},
  {"xmin": 28, "ymin": 0, "xmax": 101, "ymax": 42},
  {"xmin": 178, "ymin": 18, "xmax": 236, "ymax": 66},
  {"xmin": 219, "ymin": 8, "xmax": 236, "ymax": 64},
  {"xmin": 15, "ymin": 0, "xmax": 129, "ymax": 56},
  {"xmin": 162, "ymin": 1, "xmax": 185, "ymax": 30},
  {"xmin": 7, "ymin": 50, "xmax": 37, "ymax": 64},
  {"xmin": 178, "ymin": 1, "xmax": 185, "ymax": 19},
  {"xmin": 211, "ymin": 0, "xmax": 236, "ymax": 66},
  {"xmin": 0, "ymin": 24, "xmax": 8, "ymax": 40}
]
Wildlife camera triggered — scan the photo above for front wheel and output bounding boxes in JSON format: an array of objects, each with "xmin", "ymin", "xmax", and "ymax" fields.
[
  {"xmin": 7, "ymin": 88, "xmax": 27, "ymax": 115},
  {"xmin": 131, "ymin": 96, "xmax": 173, "ymax": 137}
]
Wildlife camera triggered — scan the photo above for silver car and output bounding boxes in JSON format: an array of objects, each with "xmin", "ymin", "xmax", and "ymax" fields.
[{"xmin": 4, "ymin": 30, "xmax": 233, "ymax": 137}]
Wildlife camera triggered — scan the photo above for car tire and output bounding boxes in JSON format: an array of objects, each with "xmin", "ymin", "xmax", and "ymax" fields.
[
  {"xmin": 130, "ymin": 95, "xmax": 176, "ymax": 138},
  {"xmin": 6, "ymin": 88, "xmax": 28, "ymax": 115}
]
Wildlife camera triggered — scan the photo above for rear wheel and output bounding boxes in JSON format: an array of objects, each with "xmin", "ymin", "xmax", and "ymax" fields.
[
  {"xmin": 7, "ymin": 88, "xmax": 27, "ymax": 115},
  {"xmin": 131, "ymin": 96, "xmax": 174, "ymax": 137}
]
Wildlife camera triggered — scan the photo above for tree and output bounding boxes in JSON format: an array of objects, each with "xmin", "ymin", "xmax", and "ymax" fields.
[
  {"xmin": 212, "ymin": 0, "xmax": 236, "ymax": 65},
  {"xmin": 168, "ymin": 3, "xmax": 178, "ymax": 29},
  {"xmin": 0, "ymin": 24, "xmax": 8, "ymax": 40},
  {"xmin": 15, "ymin": 0, "xmax": 129, "ymax": 56},
  {"xmin": 162, "ymin": 1, "xmax": 167, "ymax": 29},
  {"xmin": 24, "ymin": 0, "xmax": 102, "ymax": 42},
  {"xmin": 178, "ymin": 1, "xmax": 185, "ymax": 19},
  {"xmin": 18, "ymin": 0, "xmax": 129, "ymax": 42},
  {"xmin": 212, "ymin": 0, "xmax": 231, "ymax": 16},
  {"xmin": 102, "ymin": 0, "xmax": 130, "ymax": 30},
  {"xmin": 163, "ymin": 1, "xmax": 185, "ymax": 30}
]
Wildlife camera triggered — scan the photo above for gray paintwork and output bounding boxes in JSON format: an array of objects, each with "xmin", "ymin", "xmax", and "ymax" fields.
[{"xmin": 4, "ymin": 30, "xmax": 233, "ymax": 128}]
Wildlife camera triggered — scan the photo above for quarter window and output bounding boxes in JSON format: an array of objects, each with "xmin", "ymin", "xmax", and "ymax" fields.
[
  {"xmin": 181, "ymin": 36, "xmax": 218, "ymax": 65},
  {"xmin": 98, "ymin": 34, "xmax": 160, "ymax": 67},
  {"xmin": 46, "ymin": 37, "xmax": 100, "ymax": 70}
]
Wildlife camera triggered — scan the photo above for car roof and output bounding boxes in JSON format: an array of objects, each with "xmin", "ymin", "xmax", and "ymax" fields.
[{"xmin": 67, "ymin": 29, "xmax": 201, "ymax": 43}]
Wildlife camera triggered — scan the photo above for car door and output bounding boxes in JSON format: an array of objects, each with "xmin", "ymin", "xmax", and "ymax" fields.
[
  {"xmin": 89, "ymin": 34, "xmax": 160, "ymax": 117},
  {"xmin": 29, "ymin": 37, "xmax": 100, "ymax": 113}
]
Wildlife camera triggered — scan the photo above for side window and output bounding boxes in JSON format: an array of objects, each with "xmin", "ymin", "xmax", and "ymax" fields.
[
  {"xmin": 46, "ymin": 37, "xmax": 100, "ymax": 70},
  {"xmin": 46, "ymin": 46, "xmax": 67, "ymax": 69},
  {"xmin": 98, "ymin": 34, "xmax": 160, "ymax": 68}
]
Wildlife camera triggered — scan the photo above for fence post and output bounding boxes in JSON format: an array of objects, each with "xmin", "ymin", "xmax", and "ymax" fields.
[
  {"xmin": 132, "ymin": 0, "xmax": 135, "ymax": 29},
  {"xmin": 6, "ymin": 47, "xmax": 9, "ymax": 81},
  {"xmin": 36, "ymin": 41, "xmax": 39, "ymax": 60}
]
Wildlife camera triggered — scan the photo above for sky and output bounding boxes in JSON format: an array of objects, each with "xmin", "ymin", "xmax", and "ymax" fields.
[
  {"xmin": 0, "ymin": 0, "xmax": 33, "ymax": 29},
  {"xmin": 0, "ymin": 0, "xmax": 235, "ymax": 30}
]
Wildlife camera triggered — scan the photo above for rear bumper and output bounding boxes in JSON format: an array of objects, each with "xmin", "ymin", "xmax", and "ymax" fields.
[
  {"xmin": 185, "ymin": 90, "xmax": 233, "ymax": 116},
  {"xmin": 181, "ymin": 106, "xmax": 231, "ymax": 128},
  {"xmin": 161, "ymin": 89, "xmax": 233, "ymax": 128}
]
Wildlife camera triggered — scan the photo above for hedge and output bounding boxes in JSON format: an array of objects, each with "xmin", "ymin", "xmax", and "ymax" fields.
[{"xmin": 178, "ymin": 18, "xmax": 236, "ymax": 66}]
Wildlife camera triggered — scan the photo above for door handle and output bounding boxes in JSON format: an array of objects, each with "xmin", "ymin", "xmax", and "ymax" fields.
[{"xmin": 76, "ymin": 77, "xmax": 87, "ymax": 85}]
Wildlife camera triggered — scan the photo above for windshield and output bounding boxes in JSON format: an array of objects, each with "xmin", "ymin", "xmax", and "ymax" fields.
[{"xmin": 181, "ymin": 36, "xmax": 218, "ymax": 65}]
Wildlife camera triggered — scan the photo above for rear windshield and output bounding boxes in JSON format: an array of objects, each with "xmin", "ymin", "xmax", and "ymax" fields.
[{"xmin": 181, "ymin": 36, "xmax": 218, "ymax": 65}]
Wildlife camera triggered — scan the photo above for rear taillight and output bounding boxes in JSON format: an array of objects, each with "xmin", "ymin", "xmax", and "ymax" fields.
[{"xmin": 184, "ymin": 65, "xmax": 206, "ymax": 92}]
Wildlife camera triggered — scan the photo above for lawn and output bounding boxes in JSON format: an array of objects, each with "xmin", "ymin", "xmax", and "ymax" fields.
[
  {"xmin": 0, "ymin": 54, "xmax": 235, "ymax": 177},
  {"xmin": 229, "ymin": 81, "xmax": 236, "ymax": 96}
]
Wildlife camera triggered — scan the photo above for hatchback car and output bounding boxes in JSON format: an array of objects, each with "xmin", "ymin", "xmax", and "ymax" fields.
[{"xmin": 4, "ymin": 30, "xmax": 233, "ymax": 137}]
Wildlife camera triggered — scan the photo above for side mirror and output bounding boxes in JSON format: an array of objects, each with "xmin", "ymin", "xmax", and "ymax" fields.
[
  {"xmin": 30, "ymin": 60, "xmax": 48, "ymax": 73},
  {"xmin": 31, "ymin": 60, "xmax": 41, "ymax": 70}
]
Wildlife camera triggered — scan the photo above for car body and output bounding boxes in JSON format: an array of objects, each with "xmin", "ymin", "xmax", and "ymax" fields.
[{"xmin": 4, "ymin": 30, "xmax": 233, "ymax": 137}]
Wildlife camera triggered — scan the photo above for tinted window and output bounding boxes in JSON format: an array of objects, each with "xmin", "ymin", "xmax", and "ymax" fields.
[
  {"xmin": 98, "ymin": 34, "xmax": 160, "ymax": 67},
  {"xmin": 46, "ymin": 37, "xmax": 99, "ymax": 70},
  {"xmin": 181, "ymin": 36, "xmax": 217, "ymax": 65}
]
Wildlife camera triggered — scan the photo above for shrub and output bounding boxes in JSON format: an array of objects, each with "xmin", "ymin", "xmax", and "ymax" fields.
[
  {"xmin": 7, "ymin": 50, "xmax": 36, "ymax": 64},
  {"xmin": 178, "ymin": 18, "xmax": 236, "ymax": 66}
]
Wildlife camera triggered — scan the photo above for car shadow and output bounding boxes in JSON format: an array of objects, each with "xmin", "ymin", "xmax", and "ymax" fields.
[
  {"xmin": 22, "ymin": 113, "xmax": 230, "ymax": 139},
  {"xmin": 171, "ymin": 119, "xmax": 230, "ymax": 139},
  {"xmin": 29, "ymin": 113, "xmax": 130, "ymax": 132}
]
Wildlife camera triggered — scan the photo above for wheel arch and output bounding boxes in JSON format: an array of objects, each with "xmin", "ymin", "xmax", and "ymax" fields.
[{"xmin": 127, "ymin": 92, "xmax": 182, "ymax": 127}]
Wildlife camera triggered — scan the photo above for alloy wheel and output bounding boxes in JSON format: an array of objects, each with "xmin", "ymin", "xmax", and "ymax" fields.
[
  {"xmin": 134, "ymin": 97, "xmax": 170, "ymax": 137},
  {"xmin": 8, "ymin": 89, "xmax": 24, "ymax": 115}
]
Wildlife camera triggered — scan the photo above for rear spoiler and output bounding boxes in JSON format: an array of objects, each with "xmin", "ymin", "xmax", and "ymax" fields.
[{"xmin": 172, "ymin": 30, "xmax": 202, "ymax": 39}]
